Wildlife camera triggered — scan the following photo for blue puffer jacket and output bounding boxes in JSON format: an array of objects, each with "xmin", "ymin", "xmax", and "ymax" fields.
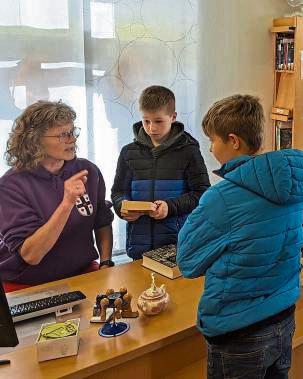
[
  {"xmin": 177, "ymin": 149, "xmax": 303, "ymax": 337},
  {"xmin": 111, "ymin": 121, "xmax": 210, "ymax": 259}
]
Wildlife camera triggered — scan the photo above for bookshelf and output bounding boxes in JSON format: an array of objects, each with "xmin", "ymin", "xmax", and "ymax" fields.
[{"xmin": 271, "ymin": 17, "xmax": 303, "ymax": 150}]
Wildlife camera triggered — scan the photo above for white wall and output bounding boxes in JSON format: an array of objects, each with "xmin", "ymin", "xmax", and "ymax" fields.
[{"xmin": 196, "ymin": 0, "xmax": 290, "ymax": 178}]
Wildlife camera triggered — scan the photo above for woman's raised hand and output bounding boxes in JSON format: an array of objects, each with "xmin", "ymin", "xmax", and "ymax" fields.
[{"xmin": 63, "ymin": 170, "xmax": 88, "ymax": 206}]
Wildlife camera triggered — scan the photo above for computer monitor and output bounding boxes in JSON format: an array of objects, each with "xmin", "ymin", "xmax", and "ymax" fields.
[{"xmin": 0, "ymin": 281, "xmax": 18, "ymax": 347}]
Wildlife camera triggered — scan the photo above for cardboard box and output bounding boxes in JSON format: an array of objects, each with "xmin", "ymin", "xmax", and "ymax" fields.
[
  {"xmin": 121, "ymin": 200, "xmax": 154, "ymax": 212},
  {"xmin": 36, "ymin": 318, "xmax": 80, "ymax": 362}
]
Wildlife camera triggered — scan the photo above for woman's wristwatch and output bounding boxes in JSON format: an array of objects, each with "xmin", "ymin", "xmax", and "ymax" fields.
[{"xmin": 99, "ymin": 259, "xmax": 115, "ymax": 268}]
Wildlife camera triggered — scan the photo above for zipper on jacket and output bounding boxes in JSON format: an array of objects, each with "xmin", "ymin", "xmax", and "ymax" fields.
[{"xmin": 151, "ymin": 156, "xmax": 157, "ymax": 249}]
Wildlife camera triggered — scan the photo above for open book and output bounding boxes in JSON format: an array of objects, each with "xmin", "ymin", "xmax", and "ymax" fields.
[{"xmin": 142, "ymin": 245, "xmax": 182, "ymax": 279}]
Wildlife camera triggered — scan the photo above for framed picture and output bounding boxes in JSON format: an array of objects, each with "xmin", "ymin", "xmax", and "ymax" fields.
[{"xmin": 275, "ymin": 121, "xmax": 292, "ymax": 150}]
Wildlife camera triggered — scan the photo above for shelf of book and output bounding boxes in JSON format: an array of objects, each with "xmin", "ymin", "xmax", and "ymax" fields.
[{"xmin": 271, "ymin": 16, "xmax": 303, "ymax": 150}]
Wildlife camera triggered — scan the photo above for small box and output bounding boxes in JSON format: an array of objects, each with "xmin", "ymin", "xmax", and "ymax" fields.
[
  {"xmin": 36, "ymin": 318, "xmax": 80, "ymax": 362},
  {"xmin": 121, "ymin": 200, "xmax": 154, "ymax": 212}
]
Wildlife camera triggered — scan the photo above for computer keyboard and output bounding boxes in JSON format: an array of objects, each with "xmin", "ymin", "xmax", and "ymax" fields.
[{"xmin": 10, "ymin": 290, "xmax": 86, "ymax": 323}]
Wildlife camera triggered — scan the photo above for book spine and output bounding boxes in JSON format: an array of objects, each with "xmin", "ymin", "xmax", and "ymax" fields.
[
  {"xmin": 275, "ymin": 123, "xmax": 281, "ymax": 150},
  {"xmin": 276, "ymin": 35, "xmax": 282, "ymax": 70},
  {"xmin": 289, "ymin": 38, "xmax": 294, "ymax": 71},
  {"xmin": 283, "ymin": 37, "xmax": 288, "ymax": 70}
]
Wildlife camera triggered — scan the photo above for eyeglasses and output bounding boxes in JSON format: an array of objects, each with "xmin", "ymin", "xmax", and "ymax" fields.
[{"xmin": 43, "ymin": 127, "xmax": 81, "ymax": 142}]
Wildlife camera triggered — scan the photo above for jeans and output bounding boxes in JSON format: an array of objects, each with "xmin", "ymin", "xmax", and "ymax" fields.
[{"xmin": 207, "ymin": 312, "xmax": 295, "ymax": 379}]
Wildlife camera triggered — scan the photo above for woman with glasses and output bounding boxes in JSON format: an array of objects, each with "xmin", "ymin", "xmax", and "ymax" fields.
[{"xmin": 0, "ymin": 100, "xmax": 114, "ymax": 292}]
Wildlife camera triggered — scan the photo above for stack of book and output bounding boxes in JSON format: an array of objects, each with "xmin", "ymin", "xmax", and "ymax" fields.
[
  {"xmin": 275, "ymin": 120, "xmax": 292, "ymax": 150},
  {"xmin": 142, "ymin": 245, "xmax": 182, "ymax": 280},
  {"xmin": 276, "ymin": 33, "xmax": 295, "ymax": 71}
]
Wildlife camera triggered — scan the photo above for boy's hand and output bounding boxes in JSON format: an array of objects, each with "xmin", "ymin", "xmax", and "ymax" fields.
[
  {"xmin": 149, "ymin": 200, "xmax": 168, "ymax": 220},
  {"xmin": 121, "ymin": 209, "xmax": 143, "ymax": 222}
]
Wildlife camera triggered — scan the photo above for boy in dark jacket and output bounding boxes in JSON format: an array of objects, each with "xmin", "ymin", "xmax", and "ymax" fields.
[
  {"xmin": 177, "ymin": 94, "xmax": 303, "ymax": 379},
  {"xmin": 111, "ymin": 85, "xmax": 210, "ymax": 259}
]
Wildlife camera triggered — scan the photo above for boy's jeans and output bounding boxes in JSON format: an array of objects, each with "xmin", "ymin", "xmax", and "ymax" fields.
[{"xmin": 207, "ymin": 312, "xmax": 295, "ymax": 379}]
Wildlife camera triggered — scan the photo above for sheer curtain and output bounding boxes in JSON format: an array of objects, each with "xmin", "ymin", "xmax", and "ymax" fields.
[{"xmin": 0, "ymin": 0, "xmax": 206, "ymax": 253}]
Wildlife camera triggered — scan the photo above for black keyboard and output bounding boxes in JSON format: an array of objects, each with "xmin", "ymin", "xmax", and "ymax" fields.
[{"xmin": 10, "ymin": 291, "xmax": 86, "ymax": 322}]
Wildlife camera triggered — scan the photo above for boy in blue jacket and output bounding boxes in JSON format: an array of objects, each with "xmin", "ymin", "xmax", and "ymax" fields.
[
  {"xmin": 177, "ymin": 94, "xmax": 303, "ymax": 379},
  {"xmin": 111, "ymin": 85, "xmax": 210, "ymax": 259}
]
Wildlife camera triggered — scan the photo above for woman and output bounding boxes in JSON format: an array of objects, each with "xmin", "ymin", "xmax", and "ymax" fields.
[{"xmin": 0, "ymin": 100, "xmax": 114, "ymax": 292}]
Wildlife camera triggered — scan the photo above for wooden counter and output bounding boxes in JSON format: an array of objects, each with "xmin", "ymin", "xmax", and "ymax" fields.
[{"xmin": 0, "ymin": 260, "xmax": 302, "ymax": 379}]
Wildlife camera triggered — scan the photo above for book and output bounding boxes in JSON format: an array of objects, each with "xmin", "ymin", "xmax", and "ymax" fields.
[
  {"xmin": 275, "ymin": 120, "xmax": 292, "ymax": 150},
  {"xmin": 142, "ymin": 245, "xmax": 182, "ymax": 280},
  {"xmin": 275, "ymin": 33, "xmax": 294, "ymax": 71},
  {"xmin": 121, "ymin": 200, "xmax": 154, "ymax": 212}
]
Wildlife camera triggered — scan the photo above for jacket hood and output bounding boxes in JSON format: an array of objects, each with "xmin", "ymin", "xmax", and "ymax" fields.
[
  {"xmin": 214, "ymin": 149, "xmax": 303, "ymax": 205},
  {"xmin": 132, "ymin": 121, "xmax": 199, "ymax": 154}
]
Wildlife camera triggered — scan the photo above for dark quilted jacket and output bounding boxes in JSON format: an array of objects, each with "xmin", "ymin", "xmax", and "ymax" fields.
[{"xmin": 111, "ymin": 121, "xmax": 210, "ymax": 259}]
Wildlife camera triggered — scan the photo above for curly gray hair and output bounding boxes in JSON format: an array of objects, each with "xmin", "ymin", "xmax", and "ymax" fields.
[{"xmin": 5, "ymin": 100, "xmax": 77, "ymax": 170}]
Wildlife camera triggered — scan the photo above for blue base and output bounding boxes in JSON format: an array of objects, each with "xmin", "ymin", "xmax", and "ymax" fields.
[{"xmin": 99, "ymin": 321, "xmax": 130, "ymax": 337}]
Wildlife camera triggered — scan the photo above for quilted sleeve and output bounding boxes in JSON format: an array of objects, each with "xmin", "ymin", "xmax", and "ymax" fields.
[{"xmin": 177, "ymin": 186, "xmax": 231, "ymax": 278}]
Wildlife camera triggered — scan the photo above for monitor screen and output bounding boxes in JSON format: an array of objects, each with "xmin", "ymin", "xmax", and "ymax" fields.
[{"xmin": 0, "ymin": 281, "xmax": 18, "ymax": 347}]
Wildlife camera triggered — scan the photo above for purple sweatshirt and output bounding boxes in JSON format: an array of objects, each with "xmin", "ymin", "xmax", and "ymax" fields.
[{"xmin": 0, "ymin": 158, "xmax": 114, "ymax": 285}]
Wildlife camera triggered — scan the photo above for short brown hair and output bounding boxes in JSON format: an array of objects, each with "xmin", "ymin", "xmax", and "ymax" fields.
[
  {"xmin": 5, "ymin": 100, "xmax": 76, "ymax": 170},
  {"xmin": 139, "ymin": 85, "xmax": 175, "ymax": 114},
  {"xmin": 202, "ymin": 94, "xmax": 264, "ymax": 154}
]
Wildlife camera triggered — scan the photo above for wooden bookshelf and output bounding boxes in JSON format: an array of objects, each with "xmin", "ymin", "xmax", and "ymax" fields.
[
  {"xmin": 271, "ymin": 17, "xmax": 303, "ymax": 150},
  {"xmin": 275, "ymin": 70, "xmax": 295, "ymax": 73}
]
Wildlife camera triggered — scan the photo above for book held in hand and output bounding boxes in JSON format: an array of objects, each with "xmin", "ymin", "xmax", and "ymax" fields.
[
  {"xmin": 142, "ymin": 245, "xmax": 182, "ymax": 280},
  {"xmin": 121, "ymin": 200, "xmax": 154, "ymax": 212}
]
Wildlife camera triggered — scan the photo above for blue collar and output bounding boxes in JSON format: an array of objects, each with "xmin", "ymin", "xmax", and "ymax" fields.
[{"xmin": 213, "ymin": 155, "xmax": 251, "ymax": 178}]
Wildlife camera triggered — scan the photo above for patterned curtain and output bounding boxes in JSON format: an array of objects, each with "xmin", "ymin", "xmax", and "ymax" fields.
[{"xmin": 0, "ymin": 0, "xmax": 205, "ymax": 252}]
